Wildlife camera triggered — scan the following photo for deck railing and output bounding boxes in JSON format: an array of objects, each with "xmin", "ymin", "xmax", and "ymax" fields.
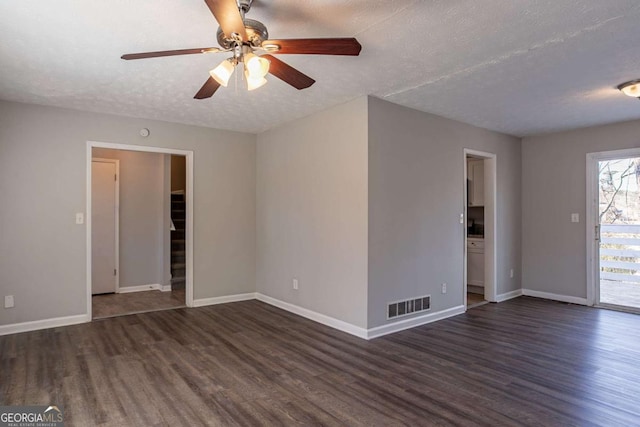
[{"xmin": 600, "ymin": 224, "xmax": 640, "ymax": 283}]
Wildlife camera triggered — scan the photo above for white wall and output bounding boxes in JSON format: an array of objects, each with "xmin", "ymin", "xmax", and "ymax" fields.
[
  {"xmin": 92, "ymin": 148, "xmax": 168, "ymax": 289},
  {"xmin": 256, "ymin": 97, "xmax": 369, "ymax": 328},
  {"xmin": 367, "ymin": 97, "xmax": 522, "ymax": 328},
  {"xmin": 522, "ymin": 119, "xmax": 640, "ymax": 299},
  {"xmin": 0, "ymin": 100, "xmax": 256, "ymax": 326}
]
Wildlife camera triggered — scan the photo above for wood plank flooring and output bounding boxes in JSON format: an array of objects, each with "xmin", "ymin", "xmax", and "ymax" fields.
[
  {"xmin": 92, "ymin": 289, "xmax": 186, "ymax": 319},
  {"xmin": 466, "ymin": 292, "xmax": 487, "ymax": 308},
  {"xmin": 2, "ymin": 297, "xmax": 640, "ymax": 426}
]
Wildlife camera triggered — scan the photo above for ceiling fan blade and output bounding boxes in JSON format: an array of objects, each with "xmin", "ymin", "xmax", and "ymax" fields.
[
  {"xmin": 204, "ymin": 0, "xmax": 247, "ymax": 40},
  {"xmin": 262, "ymin": 55, "xmax": 315, "ymax": 90},
  {"xmin": 121, "ymin": 47, "xmax": 221, "ymax": 60},
  {"xmin": 194, "ymin": 77, "xmax": 221, "ymax": 99},
  {"xmin": 262, "ymin": 38, "xmax": 361, "ymax": 56}
]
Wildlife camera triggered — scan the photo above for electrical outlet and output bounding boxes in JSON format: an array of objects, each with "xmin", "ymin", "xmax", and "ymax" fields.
[
  {"xmin": 510, "ymin": 269, "xmax": 514, "ymax": 279},
  {"xmin": 4, "ymin": 295, "xmax": 14, "ymax": 309},
  {"xmin": 441, "ymin": 283, "xmax": 447, "ymax": 294},
  {"xmin": 292, "ymin": 278, "xmax": 299, "ymax": 290}
]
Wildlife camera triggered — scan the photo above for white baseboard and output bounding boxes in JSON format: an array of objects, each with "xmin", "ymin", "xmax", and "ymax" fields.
[
  {"xmin": 0, "ymin": 314, "xmax": 90, "ymax": 336},
  {"xmin": 255, "ymin": 293, "xmax": 369, "ymax": 339},
  {"xmin": 0, "ymin": 293, "xmax": 468, "ymax": 340},
  {"xmin": 522, "ymin": 289, "xmax": 588, "ymax": 305},
  {"xmin": 366, "ymin": 305, "xmax": 466, "ymax": 340},
  {"xmin": 496, "ymin": 289, "xmax": 523, "ymax": 302},
  {"xmin": 117, "ymin": 284, "xmax": 168, "ymax": 294},
  {"xmin": 193, "ymin": 292, "xmax": 256, "ymax": 307}
]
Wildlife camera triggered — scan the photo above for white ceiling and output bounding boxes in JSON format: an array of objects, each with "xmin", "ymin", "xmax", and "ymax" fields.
[{"xmin": 1, "ymin": 0, "xmax": 640, "ymax": 136}]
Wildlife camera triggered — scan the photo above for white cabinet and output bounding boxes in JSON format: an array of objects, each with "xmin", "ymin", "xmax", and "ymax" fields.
[
  {"xmin": 467, "ymin": 238, "xmax": 484, "ymax": 287},
  {"xmin": 468, "ymin": 159, "xmax": 484, "ymax": 207}
]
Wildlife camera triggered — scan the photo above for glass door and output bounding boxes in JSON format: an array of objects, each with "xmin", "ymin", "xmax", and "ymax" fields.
[{"xmin": 597, "ymin": 156, "xmax": 640, "ymax": 310}]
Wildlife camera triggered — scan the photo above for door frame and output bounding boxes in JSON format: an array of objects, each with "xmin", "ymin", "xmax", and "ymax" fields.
[
  {"xmin": 86, "ymin": 141, "xmax": 195, "ymax": 319},
  {"xmin": 586, "ymin": 147, "xmax": 640, "ymax": 307},
  {"xmin": 91, "ymin": 157, "xmax": 120, "ymax": 293},
  {"xmin": 463, "ymin": 149, "xmax": 498, "ymax": 308}
]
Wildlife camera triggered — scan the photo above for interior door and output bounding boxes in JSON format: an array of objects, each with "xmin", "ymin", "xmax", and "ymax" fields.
[{"xmin": 92, "ymin": 160, "xmax": 118, "ymax": 295}]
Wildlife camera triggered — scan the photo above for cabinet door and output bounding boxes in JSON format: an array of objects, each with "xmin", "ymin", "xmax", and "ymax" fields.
[{"xmin": 468, "ymin": 160, "xmax": 484, "ymax": 206}]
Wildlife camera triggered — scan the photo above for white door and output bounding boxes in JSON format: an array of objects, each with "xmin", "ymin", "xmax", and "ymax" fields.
[{"xmin": 92, "ymin": 160, "xmax": 118, "ymax": 294}]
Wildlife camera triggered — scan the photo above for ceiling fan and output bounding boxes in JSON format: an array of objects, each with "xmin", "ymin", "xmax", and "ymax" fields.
[{"xmin": 121, "ymin": 0, "xmax": 362, "ymax": 99}]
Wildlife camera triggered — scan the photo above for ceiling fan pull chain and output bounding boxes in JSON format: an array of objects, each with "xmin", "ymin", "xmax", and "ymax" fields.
[{"xmin": 235, "ymin": 61, "xmax": 239, "ymax": 95}]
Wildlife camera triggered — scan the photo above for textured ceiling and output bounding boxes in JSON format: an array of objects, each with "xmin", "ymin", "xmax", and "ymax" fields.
[{"xmin": 1, "ymin": 0, "xmax": 640, "ymax": 136}]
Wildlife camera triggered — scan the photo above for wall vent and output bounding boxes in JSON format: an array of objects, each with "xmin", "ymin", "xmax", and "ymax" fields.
[{"xmin": 387, "ymin": 295, "xmax": 431, "ymax": 320}]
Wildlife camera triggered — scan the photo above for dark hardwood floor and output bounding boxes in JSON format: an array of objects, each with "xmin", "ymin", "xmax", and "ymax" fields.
[
  {"xmin": 2, "ymin": 297, "xmax": 640, "ymax": 426},
  {"xmin": 92, "ymin": 289, "xmax": 186, "ymax": 319}
]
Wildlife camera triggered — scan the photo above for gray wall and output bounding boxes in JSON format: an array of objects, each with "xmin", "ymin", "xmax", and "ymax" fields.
[
  {"xmin": 367, "ymin": 97, "xmax": 522, "ymax": 328},
  {"xmin": 522, "ymin": 119, "xmax": 640, "ymax": 298},
  {"xmin": 256, "ymin": 97, "xmax": 369, "ymax": 328},
  {"xmin": 0, "ymin": 100, "xmax": 256, "ymax": 325},
  {"xmin": 92, "ymin": 148, "xmax": 169, "ymax": 289}
]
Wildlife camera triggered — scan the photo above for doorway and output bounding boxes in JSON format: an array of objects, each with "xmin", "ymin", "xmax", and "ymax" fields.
[
  {"xmin": 587, "ymin": 148, "xmax": 640, "ymax": 312},
  {"xmin": 86, "ymin": 141, "xmax": 194, "ymax": 319},
  {"xmin": 464, "ymin": 149, "xmax": 497, "ymax": 309}
]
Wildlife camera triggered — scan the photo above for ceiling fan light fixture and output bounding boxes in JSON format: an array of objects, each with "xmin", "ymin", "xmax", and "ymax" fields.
[
  {"xmin": 210, "ymin": 59, "xmax": 235, "ymax": 87},
  {"xmin": 244, "ymin": 53, "xmax": 270, "ymax": 78},
  {"xmin": 618, "ymin": 80, "xmax": 640, "ymax": 98},
  {"xmin": 245, "ymin": 70, "xmax": 267, "ymax": 91}
]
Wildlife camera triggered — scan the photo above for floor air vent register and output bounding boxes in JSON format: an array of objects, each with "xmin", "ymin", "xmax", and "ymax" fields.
[{"xmin": 387, "ymin": 295, "xmax": 431, "ymax": 319}]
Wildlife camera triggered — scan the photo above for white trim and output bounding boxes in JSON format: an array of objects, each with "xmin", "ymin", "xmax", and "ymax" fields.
[
  {"xmin": 117, "ymin": 284, "xmax": 167, "ymax": 294},
  {"xmin": 586, "ymin": 152, "xmax": 598, "ymax": 306},
  {"xmin": 0, "ymin": 294, "xmax": 468, "ymax": 340},
  {"xmin": 185, "ymin": 152, "xmax": 194, "ymax": 308},
  {"xmin": 85, "ymin": 146, "xmax": 93, "ymax": 318},
  {"xmin": 90, "ymin": 141, "xmax": 191, "ymax": 156},
  {"xmin": 495, "ymin": 289, "xmax": 522, "ymax": 302},
  {"xmin": 193, "ymin": 293, "xmax": 257, "ymax": 307},
  {"xmin": 86, "ymin": 141, "xmax": 195, "ymax": 320},
  {"xmin": 0, "ymin": 314, "xmax": 89, "ymax": 336},
  {"xmin": 463, "ymin": 149, "xmax": 498, "ymax": 309},
  {"xmin": 367, "ymin": 305, "xmax": 465, "ymax": 339},
  {"xmin": 522, "ymin": 289, "xmax": 588, "ymax": 305},
  {"xmin": 586, "ymin": 147, "xmax": 640, "ymax": 307},
  {"xmin": 91, "ymin": 157, "xmax": 120, "ymax": 293},
  {"xmin": 255, "ymin": 293, "xmax": 369, "ymax": 339}
]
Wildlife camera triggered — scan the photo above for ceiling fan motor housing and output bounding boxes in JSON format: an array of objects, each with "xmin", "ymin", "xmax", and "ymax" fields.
[{"xmin": 217, "ymin": 18, "xmax": 268, "ymax": 49}]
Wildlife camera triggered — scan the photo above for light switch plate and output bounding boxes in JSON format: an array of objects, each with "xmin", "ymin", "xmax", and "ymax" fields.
[
  {"xmin": 76, "ymin": 213, "xmax": 84, "ymax": 224},
  {"xmin": 571, "ymin": 213, "xmax": 579, "ymax": 223},
  {"xmin": 5, "ymin": 295, "xmax": 14, "ymax": 308}
]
